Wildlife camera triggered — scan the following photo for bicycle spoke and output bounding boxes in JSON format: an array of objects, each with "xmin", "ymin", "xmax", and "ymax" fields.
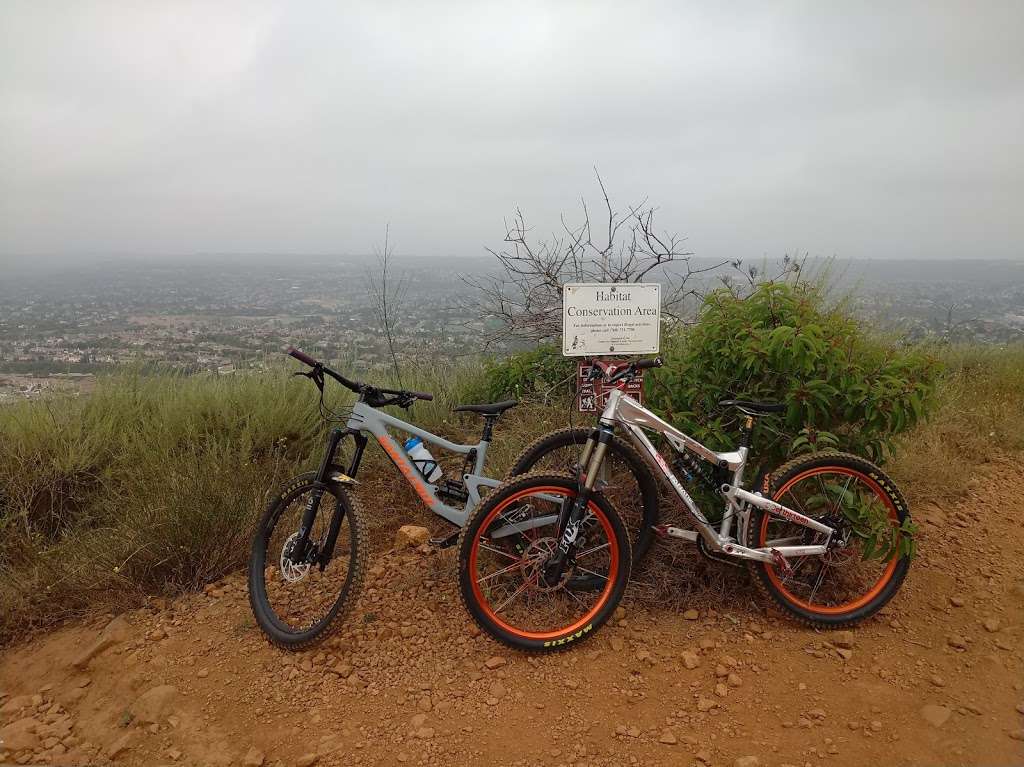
[
  {"xmin": 494, "ymin": 580, "xmax": 531, "ymax": 614},
  {"xmin": 575, "ymin": 542, "xmax": 610, "ymax": 560},
  {"xmin": 561, "ymin": 586, "xmax": 587, "ymax": 607},
  {"xmin": 839, "ymin": 475, "xmax": 854, "ymax": 504},
  {"xmin": 479, "ymin": 543, "xmax": 519, "ymax": 561},
  {"xmin": 808, "ymin": 560, "xmax": 830, "ymax": 604},
  {"xmin": 477, "ymin": 560, "xmax": 523, "ymax": 585},
  {"xmin": 574, "ymin": 565, "xmax": 609, "ymax": 580},
  {"xmin": 785, "ymin": 489, "xmax": 808, "ymax": 517}
]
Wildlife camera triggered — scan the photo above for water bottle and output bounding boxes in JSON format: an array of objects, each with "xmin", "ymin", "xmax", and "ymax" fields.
[{"xmin": 403, "ymin": 436, "xmax": 443, "ymax": 483}]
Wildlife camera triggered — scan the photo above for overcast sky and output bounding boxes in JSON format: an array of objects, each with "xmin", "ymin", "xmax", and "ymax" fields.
[{"xmin": 1, "ymin": 1, "xmax": 1021, "ymax": 264}]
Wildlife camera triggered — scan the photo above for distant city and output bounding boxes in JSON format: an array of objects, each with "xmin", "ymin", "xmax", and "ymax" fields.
[{"xmin": 1, "ymin": 255, "xmax": 1022, "ymax": 402}]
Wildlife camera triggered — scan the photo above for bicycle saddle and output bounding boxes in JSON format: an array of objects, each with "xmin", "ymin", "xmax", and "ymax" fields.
[
  {"xmin": 719, "ymin": 399, "xmax": 786, "ymax": 414},
  {"xmin": 453, "ymin": 400, "xmax": 519, "ymax": 416}
]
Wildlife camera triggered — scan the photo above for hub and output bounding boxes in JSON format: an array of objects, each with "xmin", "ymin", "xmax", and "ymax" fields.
[{"xmin": 521, "ymin": 537, "xmax": 573, "ymax": 591}]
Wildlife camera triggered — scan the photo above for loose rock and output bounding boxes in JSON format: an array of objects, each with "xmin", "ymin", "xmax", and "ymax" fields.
[
  {"xmin": 71, "ymin": 616, "xmax": 131, "ymax": 670},
  {"xmin": 681, "ymin": 650, "xmax": 701, "ymax": 670},
  {"xmin": 919, "ymin": 704, "xmax": 952, "ymax": 728},
  {"xmin": 129, "ymin": 685, "xmax": 179, "ymax": 725},
  {"xmin": 832, "ymin": 630, "xmax": 855, "ymax": 649},
  {"xmin": 395, "ymin": 525, "xmax": 431, "ymax": 548}
]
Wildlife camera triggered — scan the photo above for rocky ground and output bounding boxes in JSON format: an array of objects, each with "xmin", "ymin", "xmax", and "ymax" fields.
[{"xmin": 2, "ymin": 454, "xmax": 1023, "ymax": 767}]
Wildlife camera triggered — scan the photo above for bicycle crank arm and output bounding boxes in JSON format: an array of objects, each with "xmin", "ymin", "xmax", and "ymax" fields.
[{"xmin": 653, "ymin": 525, "xmax": 699, "ymax": 542}]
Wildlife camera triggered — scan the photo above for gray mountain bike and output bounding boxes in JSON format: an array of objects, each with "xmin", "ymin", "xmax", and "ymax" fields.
[{"xmin": 248, "ymin": 347, "xmax": 658, "ymax": 650}]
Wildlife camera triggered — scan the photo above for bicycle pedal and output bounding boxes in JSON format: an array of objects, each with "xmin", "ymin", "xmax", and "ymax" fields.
[
  {"xmin": 429, "ymin": 531, "xmax": 460, "ymax": 549},
  {"xmin": 770, "ymin": 548, "xmax": 794, "ymax": 577}
]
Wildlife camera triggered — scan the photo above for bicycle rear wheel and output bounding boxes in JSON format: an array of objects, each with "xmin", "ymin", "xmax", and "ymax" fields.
[
  {"xmin": 248, "ymin": 472, "xmax": 366, "ymax": 650},
  {"xmin": 746, "ymin": 452, "xmax": 912, "ymax": 628},
  {"xmin": 458, "ymin": 472, "xmax": 631, "ymax": 652}
]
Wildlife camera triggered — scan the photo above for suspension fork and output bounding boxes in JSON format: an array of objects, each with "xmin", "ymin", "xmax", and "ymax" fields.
[
  {"xmin": 573, "ymin": 428, "xmax": 600, "ymax": 475},
  {"xmin": 544, "ymin": 424, "xmax": 613, "ymax": 582},
  {"xmin": 292, "ymin": 427, "xmax": 346, "ymax": 563},
  {"xmin": 316, "ymin": 431, "xmax": 366, "ymax": 569}
]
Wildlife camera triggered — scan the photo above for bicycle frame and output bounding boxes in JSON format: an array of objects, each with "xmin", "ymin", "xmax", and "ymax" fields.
[
  {"xmin": 585, "ymin": 389, "xmax": 835, "ymax": 564},
  {"xmin": 334, "ymin": 400, "xmax": 501, "ymax": 526}
]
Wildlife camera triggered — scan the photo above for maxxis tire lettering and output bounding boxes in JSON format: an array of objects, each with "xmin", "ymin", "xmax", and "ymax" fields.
[{"xmin": 457, "ymin": 471, "xmax": 632, "ymax": 654}]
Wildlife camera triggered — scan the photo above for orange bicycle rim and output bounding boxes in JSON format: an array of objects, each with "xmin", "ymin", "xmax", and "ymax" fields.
[
  {"xmin": 468, "ymin": 486, "xmax": 620, "ymax": 640},
  {"xmin": 761, "ymin": 466, "xmax": 899, "ymax": 615}
]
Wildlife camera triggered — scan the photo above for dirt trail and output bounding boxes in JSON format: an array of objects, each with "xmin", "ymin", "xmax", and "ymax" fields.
[{"xmin": 2, "ymin": 455, "xmax": 1023, "ymax": 767}]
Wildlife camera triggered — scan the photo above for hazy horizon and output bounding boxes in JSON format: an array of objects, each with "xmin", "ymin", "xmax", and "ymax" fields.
[{"xmin": 2, "ymin": 2, "xmax": 1023, "ymax": 265}]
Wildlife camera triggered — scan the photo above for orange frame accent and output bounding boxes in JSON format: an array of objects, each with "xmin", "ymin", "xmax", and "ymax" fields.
[{"xmin": 378, "ymin": 435, "xmax": 437, "ymax": 506}]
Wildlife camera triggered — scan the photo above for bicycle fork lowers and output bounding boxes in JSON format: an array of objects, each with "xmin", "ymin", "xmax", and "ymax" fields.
[{"xmin": 291, "ymin": 426, "xmax": 367, "ymax": 572}]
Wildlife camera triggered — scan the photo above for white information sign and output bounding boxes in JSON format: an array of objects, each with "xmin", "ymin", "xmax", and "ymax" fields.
[{"xmin": 562, "ymin": 283, "xmax": 661, "ymax": 356}]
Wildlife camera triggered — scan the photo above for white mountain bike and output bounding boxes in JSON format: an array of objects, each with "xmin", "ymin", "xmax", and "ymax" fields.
[{"xmin": 458, "ymin": 357, "xmax": 913, "ymax": 651}]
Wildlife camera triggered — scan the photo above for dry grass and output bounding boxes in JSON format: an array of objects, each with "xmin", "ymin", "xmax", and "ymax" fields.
[
  {"xmin": 0, "ymin": 359, "xmax": 514, "ymax": 641},
  {"xmin": 2, "ymin": 344, "xmax": 1021, "ymax": 640},
  {"xmin": 889, "ymin": 343, "xmax": 1024, "ymax": 507}
]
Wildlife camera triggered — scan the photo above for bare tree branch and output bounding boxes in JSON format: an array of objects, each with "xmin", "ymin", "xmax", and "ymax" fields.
[
  {"xmin": 462, "ymin": 171, "xmax": 728, "ymax": 347},
  {"xmin": 365, "ymin": 224, "xmax": 408, "ymax": 384}
]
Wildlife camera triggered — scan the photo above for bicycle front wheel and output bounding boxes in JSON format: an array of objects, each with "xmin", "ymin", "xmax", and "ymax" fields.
[
  {"xmin": 746, "ymin": 452, "xmax": 912, "ymax": 628},
  {"xmin": 458, "ymin": 472, "xmax": 631, "ymax": 652},
  {"xmin": 248, "ymin": 472, "xmax": 366, "ymax": 650},
  {"xmin": 509, "ymin": 428, "xmax": 659, "ymax": 567}
]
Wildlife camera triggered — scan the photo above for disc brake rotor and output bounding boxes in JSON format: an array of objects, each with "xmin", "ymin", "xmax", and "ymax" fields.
[
  {"xmin": 519, "ymin": 537, "xmax": 574, "ymax": 592},
  {"xmin": 280, "ymin": 532, "xmax": 312, "ymax": 583}
]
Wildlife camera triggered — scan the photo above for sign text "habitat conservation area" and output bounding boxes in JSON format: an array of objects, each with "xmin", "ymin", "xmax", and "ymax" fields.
[{"xmin": 562, "ymin": 283, "xmax": 661, "ymax": 356}]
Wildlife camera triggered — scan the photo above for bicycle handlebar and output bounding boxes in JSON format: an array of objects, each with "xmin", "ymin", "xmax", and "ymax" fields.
[
  {"xmin": 589, "ymin": 356, "xmax": 664, "ymax": 384},
  {"xmin": 286, "ymin": 346, "xmax": 318, "ymax": 367},
  {"xmin": 377, "ymin": 385, "xmax": 434, "ymax": 402},
  {"xmin": 284, "ymin": 346, "xmax": 433, "ymax": 402},
  {"xmin": 403, "ymin": 389, "xmax": 434, "ymax": 401}
]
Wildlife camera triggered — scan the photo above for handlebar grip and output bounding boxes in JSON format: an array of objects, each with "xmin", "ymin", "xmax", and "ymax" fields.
[
  {"xmin": 409, "ymin": 390, "xmax": 434, "ymax": 401},
  {"xmin": 285, "ymin": 346, "xmax": 318, "ymax": 367},
  {"xmin": 634, "ymin": 356, "xmax": 664, "ymax": 370}
]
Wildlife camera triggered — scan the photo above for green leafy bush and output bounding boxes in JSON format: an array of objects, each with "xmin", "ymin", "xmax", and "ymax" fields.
[
  {"xmin": 647, "ymin": 281, "xmax": 939, "ymax": 472},
  {"xmin": 480, "ymin": 344, "xmax": 576, "ymax": 401}
]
